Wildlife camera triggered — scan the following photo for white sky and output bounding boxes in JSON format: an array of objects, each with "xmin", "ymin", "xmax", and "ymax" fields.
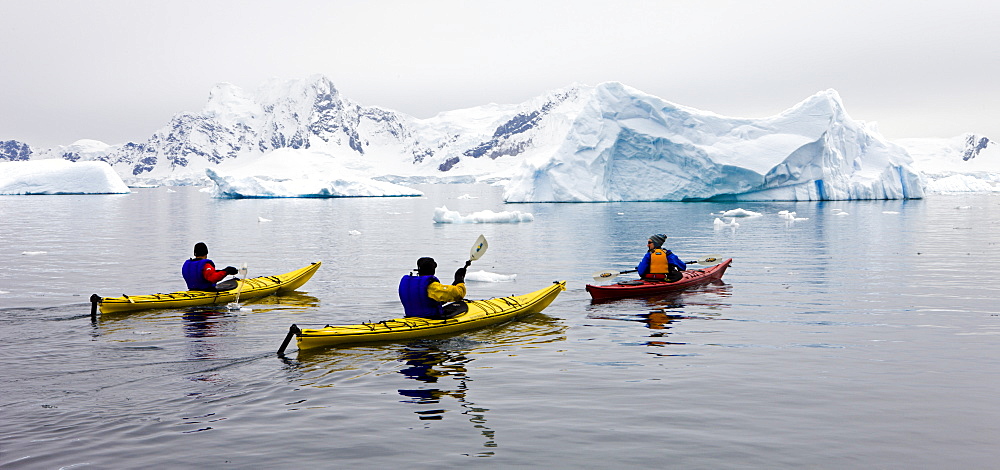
[{"xmin": 3, "ymin": 0, "xmax": 998, "ymax": 148}]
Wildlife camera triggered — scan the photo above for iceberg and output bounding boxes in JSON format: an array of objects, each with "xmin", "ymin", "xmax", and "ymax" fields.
[
  {"xmin": 503, "ymin": 83, "xmax": 923, "ymax": 202},
  {"xmin": 205, "ymin": 148, "xmax": 422, "ymax": 198},
  {"xmin": 432, "ymin": 206, "xmax": 535, "ymax": 224},
  {"xmin": 716, "ymin": 208, "xmax": 763, "ymax": 218},
  {"xmin": 0, "ymin": 160, "xmax": 130, "ymax": 195}
]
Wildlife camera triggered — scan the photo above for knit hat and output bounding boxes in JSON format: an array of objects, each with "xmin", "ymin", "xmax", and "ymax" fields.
[
  {"xmin": 416, "ymin": 257, "xmax": 437, "ymax": 275},
  {"xmin": 649, "ymin": 234, "xmax": 667, "ymax": 249}
]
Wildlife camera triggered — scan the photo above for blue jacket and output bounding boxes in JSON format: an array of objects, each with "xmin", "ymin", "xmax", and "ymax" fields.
[
  {"xmin": 636, "ymin": 250, "xmax": 686, "ymax": 278},
  {"xmin": 182, "ymin": 258, "xmax": 217, "ymax": 291},
  {"xmin": 398, "ymin": 274, "xmax": 445, "ymax": 319}
]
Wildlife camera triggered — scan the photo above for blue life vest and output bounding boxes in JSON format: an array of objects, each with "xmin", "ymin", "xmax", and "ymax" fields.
[
  {"xmin": 398, "ymin": 274, "xmax": 444, "ymax": 319},
  {"xmin": 182, "ymin": 258, "xmax": 217, "ymax": 291}
]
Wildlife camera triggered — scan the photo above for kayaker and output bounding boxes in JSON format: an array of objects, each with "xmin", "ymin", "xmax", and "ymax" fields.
[
  {"xmin": 182, "ymin": 242, "xmax": 239, "ymax": 291},
  {"xmin": 636, "ymin": 233, "xmax": 686, "ymax": 282},
  {"xmin": 398, "ymin": 257, "xmax": 469, "ymax": 319}
]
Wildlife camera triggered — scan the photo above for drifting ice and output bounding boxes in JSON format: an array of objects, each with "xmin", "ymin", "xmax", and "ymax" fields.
[{"xmin": 433, "ymin": 206, "xmax": 535, "ymax": 224}]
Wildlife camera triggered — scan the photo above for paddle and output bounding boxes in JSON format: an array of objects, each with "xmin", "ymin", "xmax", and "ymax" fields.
[
  {"xmin": 590, "ymin": 255, "xmax": 724, "ymax": 281},
  {"xmin": 227, "ymin": 262, "xmax": 249, "ymax": 311},
  {"xmin": 469, "ymin": 234, "xmax": 488, "ymax": 264}
]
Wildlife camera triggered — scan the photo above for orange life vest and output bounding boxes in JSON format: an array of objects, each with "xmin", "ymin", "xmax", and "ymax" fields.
[{"xmin": 647, "ymin": 249, "xmax": 670, "ymax": 279}]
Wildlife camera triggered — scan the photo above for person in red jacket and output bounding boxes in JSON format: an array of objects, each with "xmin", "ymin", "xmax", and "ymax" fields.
[{"xmin": 181, "ymin": 242, "xmax": 238, "ymax": 291}]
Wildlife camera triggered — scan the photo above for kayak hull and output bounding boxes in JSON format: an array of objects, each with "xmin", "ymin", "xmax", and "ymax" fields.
[
  {"xmin": 93, "ymin": 262, "xmax": 322, "ymax": 313},
  {"xmin": 585, "ymin": 259, "xmax": 732, "ymax": 300},
  {"xmin": 291, "ymin": 281, "xmax": 566, "ymax": 350}
]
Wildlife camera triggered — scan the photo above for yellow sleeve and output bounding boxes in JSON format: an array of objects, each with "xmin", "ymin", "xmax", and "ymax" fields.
[{"xmin": 426, "ymin": 281, "xmax": 466, "ymax": 302}]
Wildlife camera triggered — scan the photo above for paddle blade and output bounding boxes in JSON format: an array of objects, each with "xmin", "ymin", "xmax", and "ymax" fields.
[
  {"xmin": 470, "ymin": 234, "xmax": 488, "ymax": 261},
  {"xmin": 692, "ymin": 255, "xmax": 723, "ymax": 267},
  {"xmin": 239, "ymin": 262, "xmax": 248, "ymax": 278},
  {"xmin": 591, "ymin": 269, "xmax": 622, "ymax": 281}
]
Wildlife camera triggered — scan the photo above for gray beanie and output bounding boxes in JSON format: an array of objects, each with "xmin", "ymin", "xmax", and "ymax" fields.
[{"xmin": 649, "ymin": 234, "xmax": 667, "ymax": 248}]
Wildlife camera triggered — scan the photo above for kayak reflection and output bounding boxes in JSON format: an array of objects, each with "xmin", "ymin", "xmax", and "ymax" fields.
[{"xmin": 585, "ymin": 284, "xmax": 733, "ymax": 347}]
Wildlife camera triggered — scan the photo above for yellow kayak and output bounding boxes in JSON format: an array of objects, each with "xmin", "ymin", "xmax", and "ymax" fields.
[
  {"xmin": 280, "ymin": 281, "xmax": 566, "ymax": 352},
  {"xmin": 91, "ymin": 262, "xmax": 322, "ymax": 314}
]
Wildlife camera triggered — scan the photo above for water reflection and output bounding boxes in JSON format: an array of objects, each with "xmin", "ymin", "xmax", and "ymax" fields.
[
  {"xmin": 246, "ymin": 292, "xmax": 320, "ymax": 314},
  {"xmin": 586, "ymin": 283, "xmax": 733, "ymax": 348},
  {"xmin": 396, "ymin": 342, "xmax": 497, "ymax": 455},
  {"xmin": 182, "ymin": 309, "xmax": 230, "ymax": 382}
]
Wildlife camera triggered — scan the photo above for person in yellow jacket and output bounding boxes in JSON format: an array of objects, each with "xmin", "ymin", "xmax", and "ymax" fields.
[
  {"xmin": 398, "ymin": 257, "xmax": 469, "ymax": 319},
  {"xmin": 636, "ymin": 234, "xmax": 686, "ymax": 281}
]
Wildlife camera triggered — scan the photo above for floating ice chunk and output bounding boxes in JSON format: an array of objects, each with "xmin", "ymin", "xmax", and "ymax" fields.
[
  {"xmin": 21, "ymin": 251, "xmax": 47, "ymax": 255},
  {"xmin": 433, "ymin": 206, "xmax": 534, "ymax": 224},
  {"xmin": 834, "ymin": 211, "xmax": 850, "ymax": 216},
  {"xmin": 457, "ymin": 194, "xmax": 478, "ymax": 199},
  {"xmin": 714, "ymin": 217, "xmax": 740, "ymax": 229},
  {"xmin": 348, "ymin": 230, "xmax": 362, "ymax": 236},
  {"xmin": 257, "ymin": 216, "xmax": 272, "ymax": 222},
  {"xmin": 778, "ymin": 211, "xmax": 809, "ymax": 222},
  {"xmin": 465, "ymin": 270, "xmax": 517, "ymax": 282},
  {"xmin": 718, "ymin": 208, "xmax": 763, "ymax": 218},
  {"xmin": 882, "ymin": 211, "xmax": 899, "ymax": 214}
]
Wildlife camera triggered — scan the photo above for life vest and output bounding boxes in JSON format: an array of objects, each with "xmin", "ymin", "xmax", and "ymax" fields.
[
  {"xmin": 398, "ymin": 274, "xmax": 445, "ymax": 319},
  {"xmin": 645, "ymin": 249, "xmax": 672, "ymax": 280},
  {"xmin": 182, "ymin": 258, "xmax": 217, "ymax": 291}
]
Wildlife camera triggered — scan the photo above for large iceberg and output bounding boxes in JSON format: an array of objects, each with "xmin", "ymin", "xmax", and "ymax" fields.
[
  {"xmin": 205, "ymin": 148, "xmax": 422, "ymax": 198},
  {"xmin": 0, "ymin": 160, "xmax": 130, "ymax": 195},
  {"xmin": 503, "ymin": 83, "xmax": 923, "ymax": 202}
]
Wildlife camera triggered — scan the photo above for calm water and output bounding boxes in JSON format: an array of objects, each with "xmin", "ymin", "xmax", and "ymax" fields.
[{"xmin": 1, "ymin": 185, "xmax": 998, "ymax": 468}]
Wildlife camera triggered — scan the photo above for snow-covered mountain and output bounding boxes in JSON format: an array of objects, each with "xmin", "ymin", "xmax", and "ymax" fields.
[{"xmin": 2, "ymin": 75, "xmax": 995, "ymax": 200}]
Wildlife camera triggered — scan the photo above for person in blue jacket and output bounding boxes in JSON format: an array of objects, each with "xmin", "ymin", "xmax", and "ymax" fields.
[
  {"xmin": 181, "ymin": 242, "xmax": 239, "ymax": 291},
  {"xmin": 636, "ymin": 233, "xmax": 686, "ymax": 281},
  {"xmin": 398, "ymin": 257, "xmax": 469, "ymax": 319}
]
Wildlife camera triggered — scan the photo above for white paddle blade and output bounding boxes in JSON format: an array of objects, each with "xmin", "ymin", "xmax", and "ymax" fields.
[
  {"xmin": 693, "ymin": 255, "xmax": 723, "ymax": 267},
  {"xmin": 239, "ymin": 262, "xmax": 248, "ymax": 278},
  {"xmin": 591, "ymin": 270, "xmax": 621, "ymax": 281},
  {"xmin": 470, "ymin": 235, "xmax": 488, "ymax": 261}
]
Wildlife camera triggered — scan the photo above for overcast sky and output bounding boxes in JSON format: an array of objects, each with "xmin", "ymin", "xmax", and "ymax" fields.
[{"xmin": 3, "ymin": 0, "xmax": 997, "ymax": 148}]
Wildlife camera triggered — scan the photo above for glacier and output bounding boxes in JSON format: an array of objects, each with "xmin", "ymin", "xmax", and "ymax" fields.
[
  {"xmin": 1, "ymin": 75, "xmax": 995, "ymax": 200},
  {"xmin": 0, "ymin": 160, "xmax": 130, "ymax": 195}
]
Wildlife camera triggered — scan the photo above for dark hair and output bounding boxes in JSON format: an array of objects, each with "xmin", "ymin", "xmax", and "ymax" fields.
[{"xmin": 193, "ymin": 242, "xmax": 209, "ymax": 257}]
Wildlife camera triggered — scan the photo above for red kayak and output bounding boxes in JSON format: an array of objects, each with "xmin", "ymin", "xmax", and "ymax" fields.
[{"xmin": 586, "ymin": 258, "xmax": 733, "ymax": 300}]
